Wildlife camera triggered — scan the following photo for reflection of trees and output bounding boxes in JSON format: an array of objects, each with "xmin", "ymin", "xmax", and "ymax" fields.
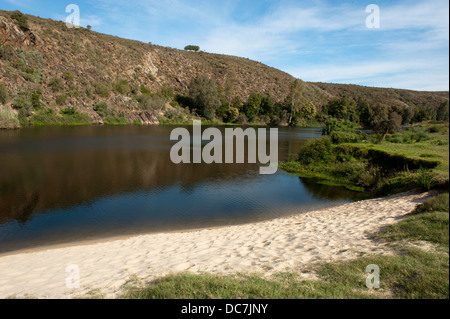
[
  {"xmin": 298, "ymin": 177, "xmax": 369, "ymax": 201},
  {"xmin": 0, "ymin": 144, "xmax": 258, "ymax": 225},
  {"xmin": 0, "ymin": 126, "xmax": 325, "ymax": 225}
]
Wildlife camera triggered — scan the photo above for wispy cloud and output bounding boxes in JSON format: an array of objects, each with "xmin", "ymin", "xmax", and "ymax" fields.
[{"xmin": 2, "ymin": 0, "xmax": 447, "ymax": 90}]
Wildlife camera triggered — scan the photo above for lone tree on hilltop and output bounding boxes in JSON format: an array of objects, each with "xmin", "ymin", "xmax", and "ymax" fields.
[{"xmin": 184, "ymin": 45, "xmax": 200, "ymax": 52}]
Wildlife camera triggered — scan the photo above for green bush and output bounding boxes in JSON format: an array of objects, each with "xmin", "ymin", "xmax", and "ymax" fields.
[
  {"xmin": 298, "ymin": 136, "xmax": 333, "ymax": 165},
  {"xmin": 0, "ymin": 83, "xmax": 9, "ymax": 104},
  {"xmin": 93, "ymin": 83, "xmax": 110, "ymax": 98},
  {"xmin": 48, "ymin": 77, "xmax": 63, "ymax": 92},
  {"xmin": 332, "ymin": 161, "xmax": 379, "ymax": 188},
  {"xmin": 10, "ymin": 10, "xmax": 29, "ymax": 30},
  {"xmin": 414, "ymin": 193, "xmax": 449, "ymax": 214},
  {"xmin": 0, "ymin": 104, "xmax": 20, "ymax": 129},
  {"xmin": 114, "ymin": 79, "xmax": 130, "ymax": 95},
  {"xmin": 11, "ymin": 97, "xmax": 31, "ymax": 110},
  {"xmin": 416, "ymin": 168, "xmax": 436, "ymax": 191},
  {"xmin": 93, "ymin": 101, "xmax": 110, "ymax": 118},
  {"xmin": 60, "ymin": 107, "xmax": 77, "ymax": 115},
  {"xmin": 388, "ymin": 134, "xmax": 404, "ymax": 144},
  {"xmin": 184, "ymin": 45, "xmax": 200, "ymax": 52},
  {"xmin": 63, "ymin": 71, "xmax": 74, "ymax": 81},
  {"xmin": 55, "ymin": 94, "xmax": 67, "ymax": 106},
  {"xmin": 137, "ymin": 94, "xmax": 165, "ymax": 111},
  {"xmin": 330, "ymin": 131, "xmax": 367, "ymax": 144}
]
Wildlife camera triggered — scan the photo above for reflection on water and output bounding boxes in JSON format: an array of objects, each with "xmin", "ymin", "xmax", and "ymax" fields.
[{"xmin": 0, "ymin": 125, "xmax": 363, "ymax": 254}]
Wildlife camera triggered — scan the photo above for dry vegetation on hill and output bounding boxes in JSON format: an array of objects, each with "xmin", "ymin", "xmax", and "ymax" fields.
[{"xmin": 0, "ymin": 10, "xmax": 448, "ymax": 128}]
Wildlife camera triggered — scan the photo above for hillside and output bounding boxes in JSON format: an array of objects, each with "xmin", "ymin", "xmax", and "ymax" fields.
[{"xmin": 0, "ymin": 10, "xmax": 448, "ymax": 128}]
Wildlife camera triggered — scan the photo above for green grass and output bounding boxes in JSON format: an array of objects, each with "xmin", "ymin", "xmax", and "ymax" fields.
[
  {"xmin": 280, "ymin": 123, "xmax": 449, "ymax": 196},
  {"xmin": 377, "ymin": 193, "xmax": 449, "ymax": 248},
  {"xmin": 0, "ymin": 104, "xmax": 20, "ymax": 129},
  {"xmin": 279, "ymin": 161, "xmax": 365, "ymax": 192},
  {"xmin": 352, "ymin": 124, "xmax": 449, "ymax": 180},
  {"xmin": 121, "ymin": 246, "xmax": 448, "ymax": 299},
  {"xmin": 28, "ymin": 111, "xmax": 93, "ymax": 127},
  {"xmin": 104, "ymin": 116, "xmax": 129, "ymax": 125},
  {"xmin": 118, "ymin": 193, "xmax": 449, "ymax": 299}
]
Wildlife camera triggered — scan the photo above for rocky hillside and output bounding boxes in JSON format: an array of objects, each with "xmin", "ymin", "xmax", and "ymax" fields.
[{"xmin": 0, "ymin": 10, "xmax": 448, "ymax": 128}]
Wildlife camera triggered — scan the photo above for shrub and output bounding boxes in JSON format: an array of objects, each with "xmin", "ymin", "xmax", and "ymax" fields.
[
  {"xmin": 10, "ymin": 10, "xmax": 29, "ymax": 30},
  {"xmin": 298, "ymin": 136, "xmax": 333, "ymax": 165},
  {"xmin": 114, "ymin": 79, "xmax": 130, "ymax": 95},
  {"xmin": 48, "ymin": 77, "xmax": 63, "ymax": 92},
  {"xmin": 413, "ymin": 193, "xmax": 449, "ymax": 214},
  {"xmin": 140, "ymin": 85, "xmax": 152, "ymax": 96},
  {"xmin": 416, "ymin": 168, "xmax": 436, "ymax": 191},
  {"xmin": 60, "ymin": 107, "xmax": 77, "ymax": 115},
  {"xmin": 137, "ymin": 94, "xmax": 165, "ymax": 111},
  {"xmin": 93, "ymin": 83, "xmax": 110, "ymax": 98},
  {"xmin": 63, "ymin": 71, "xmax": 74, "ymax": 81},
  {"xmin": 55, "ymin": 94, "xmax": 67, "ymax": 106},
  {"xmin": 388, "ymin": 134, "xmax": 404, "ymax": 144},
  {"xmin": 11, "ymin": 97, "xmax": 31, "ymax": 110},
  {"xmin": 0, "ymin": 104, "xmax": 20, "ymax": 129},
  {"xmin": 428, "ymin": 125, "xmax": 442, "ymax": 133},
  {"xmin": 227, "ymin": 107, "xmax": 239, "ymax": 123},
  {"xmin": 93, "ymin": 101, "xmax": 110, "ymax": 118},
  {"xmin": 0, "ymin": 83, "xmax": 9, "ymax": 104},
  {"xmin": 330, "ymin": 131, "xmax": 367, "ymax": 144},
  {"xmin": 333, "ymin": 161, "xmax": 378, "ymax": 188}
]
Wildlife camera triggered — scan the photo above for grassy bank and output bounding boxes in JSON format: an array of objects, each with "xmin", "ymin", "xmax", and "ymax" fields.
[
  {"xmin": 119, "ymin": 193, "xmax": 448, "ymax": 299},
  {"xmin": 280, "ymin": 123, "xmax": 449, "ymax": 195}
]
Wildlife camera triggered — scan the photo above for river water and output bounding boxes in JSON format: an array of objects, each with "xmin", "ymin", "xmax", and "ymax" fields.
[{"xmin": 0, "ymin": 125, "xmax": 364, "ymax": 254}]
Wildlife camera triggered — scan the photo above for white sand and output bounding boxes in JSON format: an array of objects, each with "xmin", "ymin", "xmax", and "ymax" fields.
[{"xmin": 0, "ymin": 191, "xmax": 431, "ymax": 299}]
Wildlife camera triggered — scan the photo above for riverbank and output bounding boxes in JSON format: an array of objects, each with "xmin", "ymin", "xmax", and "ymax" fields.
[
  {"xmin": 280, "ymin": 124, "xmax": 449, "ymax": 195},
  {"xmin": 0, "ymin": 191, "xmax": 433, "ymax": 299}
]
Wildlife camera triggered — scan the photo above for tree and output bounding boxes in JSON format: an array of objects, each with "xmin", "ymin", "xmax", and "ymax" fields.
[
  {"xmin": 370, "ymin": 103, "xmax": 402, "ymax": 139},
  {"xmin": 224, "ymin": 69, "xmax": 238, "ymax": 108},
  {"xmin": 402, "ymin": 107, "xmax": 414, "ymax": 125},
  {"xmin": 0, "ymin": 83, "xmax": 9, "ymax": 104},
  {"xmin": 87, "ymin": 25, "xmax": 92, "ymax": 31},
  {"xmin": 184, "ymin": 45, "xmax": 200, "ymax": 52},
  {"xmin": 188, "ymin": 74, "xmax": 220, "ymax": 120},
  {"xmin": 326, "ymin": 97, "xmax": 355, "ymax": 120},
  {"xmin": 436, "ymin": 101, "xmax": 449, "ymax": 122},
  {"xmin": 356, "ymin": 99, "xmax": 372, "ymax": 128},
  {"xmin": 286, "ymin": 79, "xmax": 304, "ymax": 125},
  {"xmin": 227, "ymin": 107, "xmax": 239, "ymax": 123},
  {"xmin": 243, "ymin": 93, "xmax": 262, "ymax": 122},
  {"xmin": 300, "ymin": 102, "xmax": 316, "ymax": 120},
  {"xmin": 230, "ymin": 96, "xmax": 243, "ymax": 111},
  {"xmin": 260, "ymin": 95, "xmax": 274, "ymax": 116},
  {"xmin": 412, "ymin": 108, "xmax": 428, "ymax": 123}
]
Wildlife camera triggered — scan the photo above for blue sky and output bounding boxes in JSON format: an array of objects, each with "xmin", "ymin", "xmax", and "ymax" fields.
[{"xmin": 1, "ymin": 0, "xmax": 448, "ymax": 91}]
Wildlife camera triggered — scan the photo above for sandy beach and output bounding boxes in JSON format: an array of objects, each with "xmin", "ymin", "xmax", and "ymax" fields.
[{"xmin": 0, "ymin": 191, "xmax": 431, "ymax": 299}]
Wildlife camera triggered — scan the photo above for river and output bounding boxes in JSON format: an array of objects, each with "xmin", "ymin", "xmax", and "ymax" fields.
[{"xmin": 0, "ymin": 125, "xmax": 364, "ymax": 254}]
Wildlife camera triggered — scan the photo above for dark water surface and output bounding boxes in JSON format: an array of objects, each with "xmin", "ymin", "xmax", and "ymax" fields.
[{"xmin": 0, "ymin": 125, "xmax": 364, "ymax": 254}]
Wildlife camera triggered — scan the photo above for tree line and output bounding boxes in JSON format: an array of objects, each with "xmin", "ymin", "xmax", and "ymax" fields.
[{"xmin": 175, "ymin": 74, "xmax": 449, "ymax": 131}]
